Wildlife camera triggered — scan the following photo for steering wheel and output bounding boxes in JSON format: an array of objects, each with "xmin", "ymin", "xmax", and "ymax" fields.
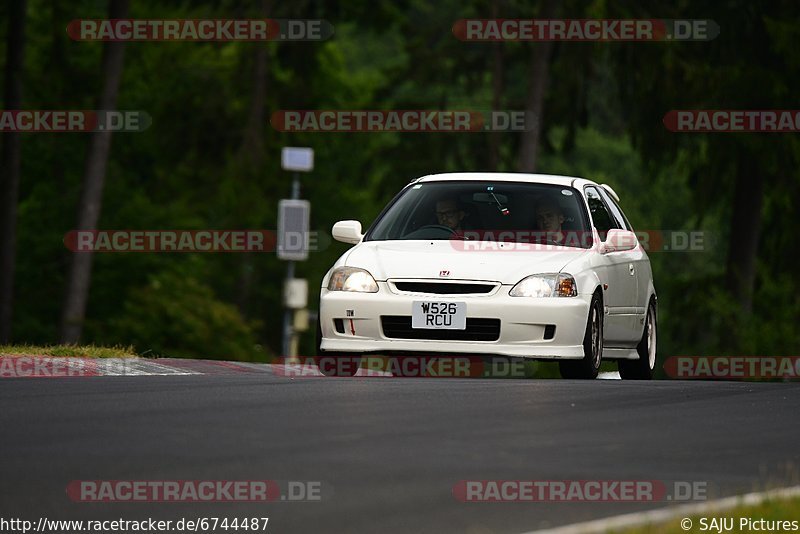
[
  {"xmin": 415, "ymin": 224, "xmax": 458, "ymax": 236},
  {"xmin": 541, "ymin": 238, "xmax": 563, "ymax": 246},
  {"xmin": 402, "ymin": 224, "xmax": 462, "ymax": 240}
]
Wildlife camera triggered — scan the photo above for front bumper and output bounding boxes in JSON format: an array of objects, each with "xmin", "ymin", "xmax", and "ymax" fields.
[{"xmin": 319, "ymin": 281, "xmax": 592, "ymax": 359}]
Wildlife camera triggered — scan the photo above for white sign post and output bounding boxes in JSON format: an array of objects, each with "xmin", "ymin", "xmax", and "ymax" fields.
[
  {"xmin": 280, "ymin": 147, "xmax": 314, "ymax": 359},
  {"xmin": 281, "ymin": 147, "xmax": 314, "ymax": 172}
]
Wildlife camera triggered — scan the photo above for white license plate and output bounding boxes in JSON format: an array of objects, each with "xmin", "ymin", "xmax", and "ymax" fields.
[{"xmin": 411, "ymin": 301, "xmax": 466, "ymax": 330}]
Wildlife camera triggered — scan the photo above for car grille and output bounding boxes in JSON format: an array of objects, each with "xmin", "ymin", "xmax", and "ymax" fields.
[
  {"xmin": 392, "ymin": 282, "xmax": 496, "ymax": 294},
  {"xmin": 381, "ymin": 316, "xmax": 501, "ymax": 341}
]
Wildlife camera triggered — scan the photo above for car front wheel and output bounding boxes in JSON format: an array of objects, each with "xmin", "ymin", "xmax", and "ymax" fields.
[{"xmin": 559, "ymin": 292, "xmax": 603, "ymax": 379}]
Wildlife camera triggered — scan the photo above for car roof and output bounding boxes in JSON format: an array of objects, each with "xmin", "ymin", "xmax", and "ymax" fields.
[{"xmin": 414, "ymin": 172, "xmax": 595, "ymax": 188}]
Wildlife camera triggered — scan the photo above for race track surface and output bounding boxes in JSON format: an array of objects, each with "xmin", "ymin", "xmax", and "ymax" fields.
[{"xmin": 2, "ymin": 362, "xmax": 798, "ymax": 533}]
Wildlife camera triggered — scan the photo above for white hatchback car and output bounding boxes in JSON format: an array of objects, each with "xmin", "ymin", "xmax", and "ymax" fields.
[{"xmin": 318, "ymin": 173, "xmax": 657, "ymax": 379}]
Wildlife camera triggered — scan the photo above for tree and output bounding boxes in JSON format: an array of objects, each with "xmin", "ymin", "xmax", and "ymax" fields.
[
  {"xmin": 234, "ymin": 0, "xmax": 272, "ymax": 315},
  {"xmin": 0, "ymin": 0, "xmax": 27, "ymax": 342},
  {"xmin": 608, "ymin": 0, "xmax": 800, "ymax": 348},
  {"xmin": 487, "ymin": 0, "xmax": 505, "ymax": 170},
  {"xmin": 517, "ymin": 0, "xmax": 557, "ymax": 172},
  {"xmin": 60, "ymin": 0, "xmax": 129, "ymax": 343}
]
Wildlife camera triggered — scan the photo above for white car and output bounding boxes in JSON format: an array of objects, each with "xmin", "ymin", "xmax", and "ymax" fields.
[{"xmin": 317, "ymin": 173, "xmax": 657, "ymax": 379}]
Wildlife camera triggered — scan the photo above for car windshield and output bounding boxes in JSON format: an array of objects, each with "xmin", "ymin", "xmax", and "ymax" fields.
[{"xmin": 366, "ymin": 180, "xmax": 592, "ymax": 248}]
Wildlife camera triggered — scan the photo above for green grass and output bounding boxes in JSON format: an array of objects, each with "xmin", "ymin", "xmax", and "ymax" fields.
[
  {"xmin": 614, "ymin": 495, "xmax": 800, "ymax": 533},
  {"xmin": 0, "ymin": 344, "xmax": 138, "ymax": 359}
]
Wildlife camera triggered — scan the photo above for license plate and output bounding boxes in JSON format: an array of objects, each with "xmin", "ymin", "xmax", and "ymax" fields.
[{"xmin": 411, "ymin": 301, "xmax": 466, "ymax": 330}]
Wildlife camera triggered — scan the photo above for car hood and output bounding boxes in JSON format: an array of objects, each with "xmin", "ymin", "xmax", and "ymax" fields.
[{"xmin": 344, "ymin": 240, "xmax": 589, "ymax": 284}]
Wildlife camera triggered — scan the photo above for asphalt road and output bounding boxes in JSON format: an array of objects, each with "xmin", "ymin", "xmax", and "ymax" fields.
[{"xmin": 2, "ymin": 366, "xmax": 799, "ymax": 533}]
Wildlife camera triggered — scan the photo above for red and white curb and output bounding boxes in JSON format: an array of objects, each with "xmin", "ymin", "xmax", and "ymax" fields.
[
  {"xmin": 0, "ymin": 356, "xmax": 620, "ymax": 379},
  {"xmin": 0, "ymin": 356, "xmax": 268, "ymax": 378},
  {"xmin": 92, "ymin": 359, "xmax": 201, "ymax": 375}
]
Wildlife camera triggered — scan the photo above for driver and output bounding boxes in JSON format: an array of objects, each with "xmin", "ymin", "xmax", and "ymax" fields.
[{"xmin": 435, "ymin": 198, "xmax": 467, "ymax": 232}]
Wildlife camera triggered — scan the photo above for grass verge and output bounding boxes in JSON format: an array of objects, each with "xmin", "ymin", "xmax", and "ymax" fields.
[
  {"xmin": 614, "ymin": 495, "xmax": 800, "ymax": 533},
  {"xmin": 0, "ymin": 344, "xmax": 138, "ymax": 359}
]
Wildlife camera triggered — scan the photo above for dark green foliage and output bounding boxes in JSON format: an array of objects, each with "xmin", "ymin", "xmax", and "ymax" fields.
[{"xmin": 2, "ymin": 0, "xmax": 798, "ymax": 362}]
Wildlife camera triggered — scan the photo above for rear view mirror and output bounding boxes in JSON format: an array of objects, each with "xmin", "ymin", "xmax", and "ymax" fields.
[
  {"xmin": 332, "ymin": 220, "xmax": 363, "ymax": 244},
  {"xmin": 472, "ymin": 192, "xmax": 508, "ymax": 204},
  {"xmin": 601, "ymin": 229, "xmax": 638, "ymax": 253}
]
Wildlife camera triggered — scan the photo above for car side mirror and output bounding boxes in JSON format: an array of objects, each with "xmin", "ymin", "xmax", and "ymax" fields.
[
  {"xmin": 601, "ymin": 229, "xmax": 638, "ymax": 253},
  {"xmin": 332, "ymin": 220, "xmax": 363, "ymax": 244}
]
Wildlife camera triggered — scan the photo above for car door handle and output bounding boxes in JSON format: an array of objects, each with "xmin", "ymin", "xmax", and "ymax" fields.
[{"xmin": 629, "ymin": 263, "xmax": 635, "ymax": 276}]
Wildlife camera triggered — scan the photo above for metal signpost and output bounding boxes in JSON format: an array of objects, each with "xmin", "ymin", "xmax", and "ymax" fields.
[{"xmin": 278, "ymin": 147, "xmax": 313, "ymax": 358}]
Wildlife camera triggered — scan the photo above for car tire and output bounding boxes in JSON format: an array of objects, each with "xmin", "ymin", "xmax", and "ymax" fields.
[
  {"xmin": 314, "ymin": 317, "xmax": 360, "ymax": 377},
  {"xmin": 559, "ymin": 292, "xmax": 603, "ymax": 379},
  {"xmin": 618, "ymin": 301, "xmax": 657, "ymax": 380}
]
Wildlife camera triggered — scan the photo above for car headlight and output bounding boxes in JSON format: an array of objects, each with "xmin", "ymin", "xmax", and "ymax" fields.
[
  {"xmin": 327, "ymin": 267, "xmax": 379, "ymax": 293},
  {"xmin": 509, "ymin": 273, "xmax": 577, "ymax": 297}
]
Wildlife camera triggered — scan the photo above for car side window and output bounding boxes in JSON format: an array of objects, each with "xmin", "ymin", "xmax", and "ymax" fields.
[
  {"xmin": 584, "ymin": 187, "xmax": 618, "ymax": 241},
  {"xmin": 598, "ymin": 188, "xmax": 631, "ymax": 231}
]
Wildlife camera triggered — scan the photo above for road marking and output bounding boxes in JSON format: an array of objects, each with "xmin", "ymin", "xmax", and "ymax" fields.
[
  {"xmin": 521, "ymin": 484, "xmax": 800, "ymax": 534},
  {"xmin": 94, "ymin": 359, "xmax": 200, "ymax": 375},
  {"xmin": 597, "ymin": 371, "xmax": 620, "ymax": 380}
]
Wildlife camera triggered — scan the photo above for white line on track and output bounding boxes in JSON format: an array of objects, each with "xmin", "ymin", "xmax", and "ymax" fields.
[{"xmin": 522, "ymin": 484, "xmax": 800, "ymax": 534}]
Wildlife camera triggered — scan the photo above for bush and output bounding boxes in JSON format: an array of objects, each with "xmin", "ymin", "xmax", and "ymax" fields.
[{"xmin": 102, "ymin": 270, "xmax": 269, "ymax": 362}]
